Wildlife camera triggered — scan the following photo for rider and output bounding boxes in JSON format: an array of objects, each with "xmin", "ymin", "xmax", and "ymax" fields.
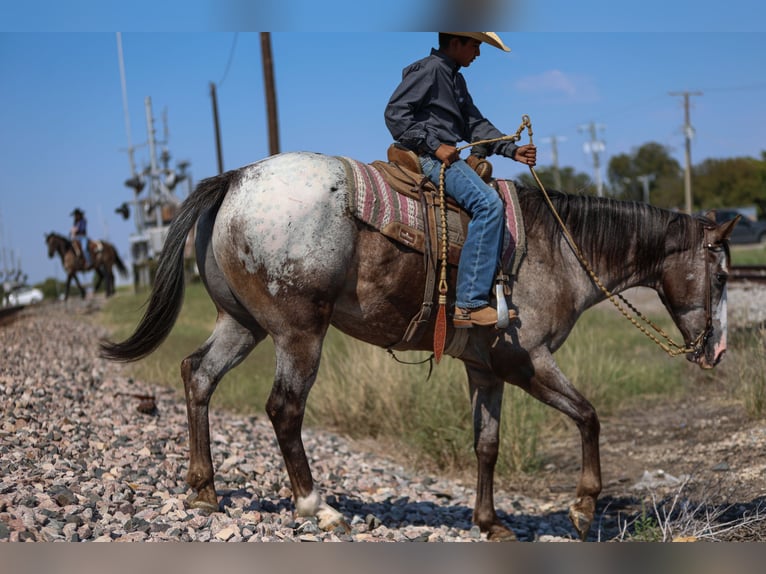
[
  {"xmin": 385, "ymin": 32, "xmax": 537, "ymax": 328},
  {"xmin": 70, "ymin": 208, "xmax": 91, "ymax": 267}
]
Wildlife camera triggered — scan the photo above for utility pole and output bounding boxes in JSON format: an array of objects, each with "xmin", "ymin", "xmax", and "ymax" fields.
[
  {"xmin": 260, "ymin": 32, "xmax": 280, "ymax": 156},
  {"xmin": 144, "ymin": 97, "xmax": 163, "ymax": 229},
  {"xmin": 669, "ymin": 91, "xmax": 702, "ymax": 215},
  {"xmin": 116, "ymin": 33, "xmax": 137, "ymax": 178},
  {"xmin": 541, "ymin": 135, "xmax": 566, "ymax": 191},
  {"xmin": 636, "ymin": 174, "xmax": 655, "ymax": 204},
  {"xmin": 210, "ymin": 82, "xmax": 224, "ymax": 174},
  {"xmin": 579, "ymin": 121, "xmax": 606, "ymax": 197}
]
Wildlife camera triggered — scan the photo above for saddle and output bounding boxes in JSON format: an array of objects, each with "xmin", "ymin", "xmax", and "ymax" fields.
[
  {"xmin": 72, "ymin": 238, "xmax": 103, "ymax": 266},
  {"xmin": 386, "ymin": 143, "xmax": 494, "ymax": 184},
  {"xmin": 346, "ymin": 145, "xmax": 518, "ymax": 348}
]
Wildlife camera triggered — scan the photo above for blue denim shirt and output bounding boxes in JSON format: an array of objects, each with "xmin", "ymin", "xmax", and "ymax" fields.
[
  {"xmin": 384, "ymin": 48, "xmax": 518, "ymax": 158},
  {"xmin": 73, "ymin": 218, "xmax": 87, "ymax": 236}
]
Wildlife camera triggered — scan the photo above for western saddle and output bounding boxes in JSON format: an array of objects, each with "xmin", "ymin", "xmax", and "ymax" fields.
[{"xmin": 386, "ymin": 143, "xmax": 494, "ymax": 184}]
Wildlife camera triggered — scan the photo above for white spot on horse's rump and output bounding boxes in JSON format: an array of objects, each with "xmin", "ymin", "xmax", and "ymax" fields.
[{"xmin": 212, "ymin": 152, "xmax": 353, "ymax": 293}]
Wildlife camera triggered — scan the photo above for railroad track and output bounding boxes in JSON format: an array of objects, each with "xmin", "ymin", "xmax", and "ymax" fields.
[
  {"xmin": 730, "ymin": 265, "xmax": 766, "ymax": 284},
  {"xmin": 0, "ymin": 304, "xmax": 25, "ymax": 324}
]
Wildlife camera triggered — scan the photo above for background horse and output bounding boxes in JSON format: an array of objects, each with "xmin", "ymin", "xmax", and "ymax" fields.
[
  {"xmin": 46, "ymin": 232, "xmax": 128, "ymax": 299},
  {"xmin": 101, "ymin": 152, "xmax": 737, "ymax": 541}
]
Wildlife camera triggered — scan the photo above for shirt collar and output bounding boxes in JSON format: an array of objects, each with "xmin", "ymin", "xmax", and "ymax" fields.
[{"xmin": 431, "ymin": 48, "xmax": 460, "ymax": 74}]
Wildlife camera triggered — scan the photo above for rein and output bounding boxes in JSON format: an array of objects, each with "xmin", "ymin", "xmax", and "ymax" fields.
[{"xmin": 434, "ymin": 115, "xmax": 711, "ymax": 360}]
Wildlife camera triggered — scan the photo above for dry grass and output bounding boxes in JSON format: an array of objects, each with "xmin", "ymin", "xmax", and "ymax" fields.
[{"xmin": 612, "ymin": 474, "xmax": 766, "ymax": 542}]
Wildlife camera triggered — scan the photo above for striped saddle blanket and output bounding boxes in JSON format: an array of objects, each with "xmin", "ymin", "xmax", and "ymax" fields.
[{"xmin": 338, "ymin": 157, "xmax": 525, "ymax": 271}]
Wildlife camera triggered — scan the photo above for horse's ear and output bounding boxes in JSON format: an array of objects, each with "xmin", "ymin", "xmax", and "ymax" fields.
[{"xmin": 715, "ymin": 214, "xmax": 741, "ymax": 243}]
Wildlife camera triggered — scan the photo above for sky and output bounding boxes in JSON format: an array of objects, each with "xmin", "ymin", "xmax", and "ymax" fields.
[{"xmin": 1, "ymin": 6, "xmax": 765, "ymax": 285}]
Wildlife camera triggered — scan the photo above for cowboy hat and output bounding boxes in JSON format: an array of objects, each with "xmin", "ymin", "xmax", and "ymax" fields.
[
  {"xmin": 445, "ymin": 32, "xmax": 511, "ymax": 52},
  {"xmin": 70, "ymin": 208, "xmax": 84, "ymax": 216}
]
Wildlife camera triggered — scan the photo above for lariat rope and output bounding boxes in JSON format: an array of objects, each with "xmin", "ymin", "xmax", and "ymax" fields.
[{"xmin": 434, "ymin": 114, "xmax": 704, "ymax": 360}]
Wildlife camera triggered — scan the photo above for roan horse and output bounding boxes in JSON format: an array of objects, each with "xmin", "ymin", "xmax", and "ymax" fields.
[
  {"xmin": 46, "ymin": 232, "xmax": 128, "ymax": 300},
  {"xmin": 100, "ymin": 151, "xmax": 737, "ymax": 541}
]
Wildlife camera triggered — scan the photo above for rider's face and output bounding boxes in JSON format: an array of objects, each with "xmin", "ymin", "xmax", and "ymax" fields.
[{"xmin": 451, "ymin": 39, "xmax": 481, "ymax": 68}]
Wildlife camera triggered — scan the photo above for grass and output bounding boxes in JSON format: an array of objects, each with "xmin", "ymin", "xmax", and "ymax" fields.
[
  {"xmin": 99, "ymin": 276, "xmax": 764, "ymax": 482},
  {"xmin": 730, "ymin": 244, "xmax": 766, "ymax": 266},
  {"xmin": 614, "ymin": 475, "xmax": 766, "ymax": 542}
]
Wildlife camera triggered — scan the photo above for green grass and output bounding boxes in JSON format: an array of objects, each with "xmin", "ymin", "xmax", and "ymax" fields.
[
  {"xmin": 99, "ymin": 278, "xmax": 762, "ymax": 480},
  {"xmin": 730, "ymin": 244, "xmax": 766, "ymax": 266},
  {"xmin": 99, "ymin": 282, "xmax": 276, "ymax": 412}
]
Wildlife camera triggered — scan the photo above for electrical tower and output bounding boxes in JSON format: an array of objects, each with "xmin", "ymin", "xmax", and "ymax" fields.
[
  {"xmin": 669, "ymin": 91, "xmax": 702, "ymax": 215},
  {"xmin": 579, "ymin": 121, "xmax": 606, "ymax": 197}
]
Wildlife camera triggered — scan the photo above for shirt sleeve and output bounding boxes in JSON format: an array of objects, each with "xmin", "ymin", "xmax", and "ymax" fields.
[
  {"xmin": 384, "ymin": 63, "xmax": 441, "ymax": 154},
  {"xmin": 461, "ymin": 85, "xmax": 518, "ymax": 158}
]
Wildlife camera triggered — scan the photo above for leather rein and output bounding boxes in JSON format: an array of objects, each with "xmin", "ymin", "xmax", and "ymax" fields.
[{"xmin": 436, "ymin": 115, "xmax": 715, "ymax": 360}]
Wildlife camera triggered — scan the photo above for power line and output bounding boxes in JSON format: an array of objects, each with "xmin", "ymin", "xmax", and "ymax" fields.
[
  {"xmin": 699, "ymin": 82, "xmax": 766, "ymax": 93},
  {"xmin": 218, "ymin": 33, "xmax": 239, "ymax": 88}
]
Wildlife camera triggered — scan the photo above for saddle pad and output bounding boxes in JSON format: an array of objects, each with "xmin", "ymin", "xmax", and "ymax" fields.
[{"xmin": 339, "ymin": 157, "xmax": 524, "ymax": 271}]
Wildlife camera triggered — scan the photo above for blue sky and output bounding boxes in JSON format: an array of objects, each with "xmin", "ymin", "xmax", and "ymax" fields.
[{"xmin": 1, "ymin": 28, "xmax": 765, "ymax": 284}]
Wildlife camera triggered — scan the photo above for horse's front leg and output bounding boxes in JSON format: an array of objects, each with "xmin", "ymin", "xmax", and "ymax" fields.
[
  {"xmin": 522, "ymin": 351, "xmax": 601, "ymax": 541},
  {"xmin": 180, "ymin": 314, "xmax": 259, "ymax": 511},
  {"xmin": 64, "ymin": 273, "xmax": 75, "ymax": 301},
  {"xmin": 70, "ymin": 272, "xmax": 86, "ymax": 299},
  {"xmin": 466, "ymin": 365, "xmax": 516, "ymax": 541}
]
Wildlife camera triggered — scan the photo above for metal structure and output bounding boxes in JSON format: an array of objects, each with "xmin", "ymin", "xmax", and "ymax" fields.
[
  {"xmin": 116, "ymin": 34, "xmax": 192, "ymax": 290},
  {"xmin": 121, "ymin": 98, "xmax": 191, "ymax": 289}
]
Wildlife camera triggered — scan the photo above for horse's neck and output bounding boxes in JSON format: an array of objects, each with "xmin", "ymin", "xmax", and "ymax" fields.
[
  {"xmin": 58, "ymin": 238, "xmax": 72, "ymax": 258},
  {"xmin": 553, "ymin": 206, "xmax": 667, "ymax": 302}
]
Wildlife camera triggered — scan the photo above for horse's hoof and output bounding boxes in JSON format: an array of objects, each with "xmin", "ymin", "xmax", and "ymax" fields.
[
  {"xmin": 186, "ymin": 491, "xmax": 220, "ymax": 513},
  {"xmin": 568, "ymin": 505, "xmax": 593, "ymax": 541},
  {"xmin": 486, "ymin": 523, "xmax": 517, "ymax": 542},
  {"xmin": 316, "ymin": 506, "xmax": 350, "ymax": 533}
]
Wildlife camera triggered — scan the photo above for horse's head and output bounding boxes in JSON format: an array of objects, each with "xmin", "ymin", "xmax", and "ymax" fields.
[
  {"xmin": 45, "ymin": 233, "xmax": 56, "ymax": 258},
  {"xmin": 657, "ymin": 214, "xmax": 739, "ymax": 369}
]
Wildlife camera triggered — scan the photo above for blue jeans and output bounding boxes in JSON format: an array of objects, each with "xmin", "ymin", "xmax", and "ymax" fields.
[
  {"xmin": 420, "ymin": 155, "xmax": 504, "ymax": 310},
  {"xmin": 77, "ymin": 236, "xmax": 91, "ymax": 266}
]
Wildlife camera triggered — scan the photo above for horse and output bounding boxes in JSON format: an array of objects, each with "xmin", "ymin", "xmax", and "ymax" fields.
[
  {"xmin": 100, "ymin": 151, "xmax": 737, "ymax": 541},
  {"xmin": 45, "ymin": 232, "xmax": 128, "ymax": 300}
]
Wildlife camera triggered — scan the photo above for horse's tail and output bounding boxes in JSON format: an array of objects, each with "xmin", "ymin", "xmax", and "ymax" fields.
[
  {"xmin": 100, "ymin": 169, "xmax": 238, "ymax": 362},
  {"xmin": 111, "ymin": 245, "xmax": 129, "ymax": 278}
]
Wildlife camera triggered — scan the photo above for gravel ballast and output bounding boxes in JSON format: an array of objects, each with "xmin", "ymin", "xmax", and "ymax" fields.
[{"xmin": 1, "ymin": 282, "xmax": 764, "ymax": 543}]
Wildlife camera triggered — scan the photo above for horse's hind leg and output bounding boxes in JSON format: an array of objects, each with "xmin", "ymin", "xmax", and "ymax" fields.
[
  {"xmin": 466, "ymin": 365, "xmax": 517, "ymax": 541},
  {"xmin": 267, "ymin": 325, "xmax": 347, "ymax": 531},
  {"xmin": 181, "ymin": 312, "xmax": 264, "ymax": 511}
]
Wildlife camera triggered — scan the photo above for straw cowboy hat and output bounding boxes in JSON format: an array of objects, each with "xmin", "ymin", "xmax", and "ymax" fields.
[{"xmin": 446, "ymin": 32, "xmax": 511, "ymax": 52}]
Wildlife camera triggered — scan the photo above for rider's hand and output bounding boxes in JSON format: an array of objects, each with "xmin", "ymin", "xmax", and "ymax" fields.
[
  {"xmin": 513, "ymin": 144, "xmax": 537, "ymax": 167},
  {"xmin": 435, "ymin": 144, "xmax": 460, "ymax": 167}
]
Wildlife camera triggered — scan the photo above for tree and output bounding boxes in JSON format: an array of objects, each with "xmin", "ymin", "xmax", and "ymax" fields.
[
  {"xmin": 692, "ymin": 155, "xmax": 766, "ymax": 216},
  {"xmin": 515, "ymin": 165, "xmax": 593, "ymax": 195},
  {"xmin": 607, "ymin": 142, "xmax": 683, "ymax": 208}
]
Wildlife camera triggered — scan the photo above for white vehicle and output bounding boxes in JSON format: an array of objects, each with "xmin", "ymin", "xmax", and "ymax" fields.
[{"xmin": 6, "ymin": 286, "xmax": 44, "ymax": 306}]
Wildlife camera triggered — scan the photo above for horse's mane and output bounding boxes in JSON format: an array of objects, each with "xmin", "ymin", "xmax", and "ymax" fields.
[
  {"xmin": 48, "ymin": 232, "xmax": 72, "ymax": 247},
  {"xmin": 515, "ymin": 185, "xmax": 709, "ymax": 273}
]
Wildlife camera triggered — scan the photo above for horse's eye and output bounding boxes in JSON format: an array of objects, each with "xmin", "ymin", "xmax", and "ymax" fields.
[{"xmin": 716, "ymin": 273, "xmax": 728, "ymax": 284}]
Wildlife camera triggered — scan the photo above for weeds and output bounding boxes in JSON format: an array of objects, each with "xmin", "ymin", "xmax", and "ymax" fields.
[{"xmin": 615, "ymin": 474, "xmax": 766, "ymax": 542}]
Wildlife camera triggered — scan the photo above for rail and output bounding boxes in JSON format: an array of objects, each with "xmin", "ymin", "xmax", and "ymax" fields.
[{"xmin": 730, "ymin": 265, "xmax": 766, "ymax": 284}]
